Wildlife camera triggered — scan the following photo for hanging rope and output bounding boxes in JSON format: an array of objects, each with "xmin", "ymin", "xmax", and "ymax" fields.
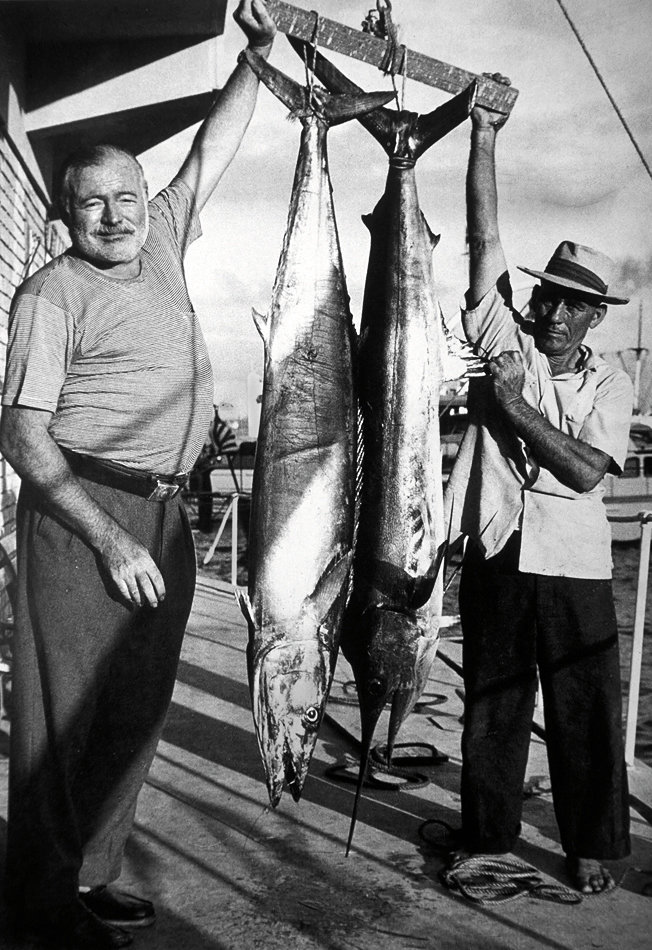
[
  {"xmin": 362, "ymin": 1, "xmax": 408, "ymax": 110},
  {"xmin": 553, "ymin": 0, "xmax": 652, "ymax": 184},
  {"xmin": 301, "ymin": 11, "xmax": 320, "ymax": 109}
]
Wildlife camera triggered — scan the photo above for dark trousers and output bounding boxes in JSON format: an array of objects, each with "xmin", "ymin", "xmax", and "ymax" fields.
[
  {"xmin": 459, "ymin": 534, "xmax": 630, "ymax": 859},
  {"xmin": 188, "ymin": 468, "xmax": 213, "ymax": 532},
  {"xmin": 5, "ymin": 477, "xmax": 196, "ymax": 912}
]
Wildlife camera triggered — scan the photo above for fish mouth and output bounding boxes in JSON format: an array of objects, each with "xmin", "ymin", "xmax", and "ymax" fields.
[{"xmin": 251, "ymin": 639, "xmax": 332, "ymax": 806}]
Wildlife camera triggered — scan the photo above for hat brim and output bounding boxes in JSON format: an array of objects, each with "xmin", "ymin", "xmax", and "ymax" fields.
[{"xmin": 517, "ymin": 266, "xmax": 629, "ymax": 305}]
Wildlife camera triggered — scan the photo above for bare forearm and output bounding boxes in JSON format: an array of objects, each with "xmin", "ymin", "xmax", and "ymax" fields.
[
  {"xmin": 1, "ymin": 416, "xmax": 124, "ymax": 551},
  {"xmin": 0, "ymin": 407, "xmax": 166, "ymax": 606},
  {"xmin": 500, "ymin": 395, "xmax": 611, "ymax": 492},
  {"xmin": 175, "ymin": 42, "xmax": 271, "ymax": 210},
  {"xmin": 467, "ymin": 125, "xmax": 507, "ymax": 305}
]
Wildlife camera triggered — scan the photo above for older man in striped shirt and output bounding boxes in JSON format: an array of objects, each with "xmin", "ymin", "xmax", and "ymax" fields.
[{"xmin": 0, "ymin": 3, "xmax": 275, "ymax": 948}]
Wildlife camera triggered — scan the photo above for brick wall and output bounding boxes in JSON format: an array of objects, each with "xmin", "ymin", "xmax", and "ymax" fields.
[{"xmin": 0, "ymin": 131, "xmax": 67, "ymax": 535}]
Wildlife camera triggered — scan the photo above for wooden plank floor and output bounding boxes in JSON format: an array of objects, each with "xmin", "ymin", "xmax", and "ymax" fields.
[{"xmin": 1, "ymin": 575, "xmax": 650, "ymax": 949}]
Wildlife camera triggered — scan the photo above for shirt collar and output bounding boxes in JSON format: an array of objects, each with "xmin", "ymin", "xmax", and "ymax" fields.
[{"xmin": 544, "ymin": 343, "xmax": 598, "ymax": 378}]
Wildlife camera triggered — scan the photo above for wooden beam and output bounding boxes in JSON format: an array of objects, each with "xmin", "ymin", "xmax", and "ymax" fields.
[{"xmin": 265, "ymin": 1, "xmax": 518, "ymax": 114}]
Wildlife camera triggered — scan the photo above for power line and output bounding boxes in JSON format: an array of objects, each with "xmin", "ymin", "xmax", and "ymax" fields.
[{"xmin": 553, "ymin": 0, "xmax": 652, "ymax": 184}]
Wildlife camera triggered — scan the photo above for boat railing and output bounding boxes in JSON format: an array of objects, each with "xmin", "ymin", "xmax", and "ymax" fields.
[
  {"xmin": 607, "ymin": 509, "xmax": 652, "ymax": 766},
  {"xmin": 202, "ymin": 491, "xmax": 251, "ymax": 586}
]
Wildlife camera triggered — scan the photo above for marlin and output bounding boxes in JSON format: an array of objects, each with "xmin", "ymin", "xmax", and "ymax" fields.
[
  {"xmin": 288, "ymin": 40, "xmax": 480, "ymax": 849},
  {"xmin": 237, "ymin": 49, "xmax": 393, "ymax": 808}
]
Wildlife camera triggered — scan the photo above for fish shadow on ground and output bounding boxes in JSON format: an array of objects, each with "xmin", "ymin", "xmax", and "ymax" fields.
[{"xmin": 172, "ymin": 655, "xmax": 652, "ymax": 904}]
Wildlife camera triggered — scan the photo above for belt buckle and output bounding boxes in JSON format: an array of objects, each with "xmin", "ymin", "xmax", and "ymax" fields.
[{"xmin": 147, "ymin": 479, "xmax": 181, "ymax": 502}]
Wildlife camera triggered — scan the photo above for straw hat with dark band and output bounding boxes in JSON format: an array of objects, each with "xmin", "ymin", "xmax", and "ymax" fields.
[{"xmin": 517, "ymin": 241, "xmax": 629, "ymax": 305}]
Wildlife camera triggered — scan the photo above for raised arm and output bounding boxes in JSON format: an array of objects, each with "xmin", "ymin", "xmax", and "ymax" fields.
[
  {"xmin": 0, "ymin": 407, "xmax": 166, "ymax": 608},
  {"xmin": 466, "ymin": 78, "xmax": 510, "ymax": 307},
  {"xmin": 174, "ymin": 0, "xmax": 277, "ymax": 212}
]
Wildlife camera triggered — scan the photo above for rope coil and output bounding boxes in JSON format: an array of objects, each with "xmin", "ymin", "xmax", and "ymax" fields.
[{"xmin": 439, "ymin": 855, "xmax": 583, "ymax": 906}]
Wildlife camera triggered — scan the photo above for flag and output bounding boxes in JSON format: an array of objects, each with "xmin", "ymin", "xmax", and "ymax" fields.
[{"xmin": 210, "ymin": 410, "xmax": 237, "ymax": 456}]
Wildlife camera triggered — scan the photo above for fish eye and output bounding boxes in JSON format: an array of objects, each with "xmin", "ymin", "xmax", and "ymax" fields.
[
  {"xmin": 368, "ymin": 678, "xmax": 385, "ymax": 698},
  {"xmin": 303, "ymin": 706, "xmax": 320, "ymax": 727}
]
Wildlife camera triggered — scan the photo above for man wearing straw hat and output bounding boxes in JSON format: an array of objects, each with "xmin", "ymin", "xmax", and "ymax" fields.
[{"xmin": 444, "ymin": 93, "xmax": 633, "ymax": 894}]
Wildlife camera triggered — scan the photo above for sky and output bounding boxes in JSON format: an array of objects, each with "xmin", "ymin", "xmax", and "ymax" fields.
[{"xmin": 140, "ymin": 0, "xmax": 652, "ymax": 423}]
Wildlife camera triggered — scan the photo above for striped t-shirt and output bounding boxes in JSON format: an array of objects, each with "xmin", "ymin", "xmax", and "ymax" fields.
[{"xmin": 2, "ymin": 179, "xmax": 214, "ymax": 476}]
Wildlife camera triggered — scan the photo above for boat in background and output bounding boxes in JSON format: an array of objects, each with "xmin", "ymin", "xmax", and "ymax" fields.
[{"xmin": 604, "ymin": 415, "xmax": 652, "ymax": 542}]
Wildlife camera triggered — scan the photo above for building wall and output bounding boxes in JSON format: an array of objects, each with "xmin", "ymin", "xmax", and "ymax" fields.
[{"xmin": 0, "ymin": 131, "xmax": 67, "ymax": 534}]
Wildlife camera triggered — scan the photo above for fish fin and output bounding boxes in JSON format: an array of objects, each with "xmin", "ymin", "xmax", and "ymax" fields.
[
  {"xmin": 361, "ymin": 559, "xmax": 436, "ymax": 612},
  {"xmin": 421, "ymin": 214, "xmax": 441, "ymax": 251},
  {"xmin": 324, "ymin": 91, "xmax": 395, "ymax": 126},
  {"xmin": 287, "ymin": 37, "xmax": 398, "ymax": 152},
  {"xmin": 305, "ymin": 550, "xmax": 354, "ymax": 624},
  {"xmin": 252, "ymin": 308, "xmax": 270, "ymax": 344},
  {"xmin": 408, "ymin": 573, "xmax": 438, "ymax": 611},
  {"xmin": 243, "ymin": 49, "xmax": 307, "ymax": 115},
  {"xmin": 412, "ymin": 81, "xmax": 478, "ymax": 160},
  {"xmin": 235, "ymin": 587, "xmax": 255, "ymax": 627}
]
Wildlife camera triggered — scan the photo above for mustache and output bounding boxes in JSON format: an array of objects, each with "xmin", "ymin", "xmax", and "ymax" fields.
[{"xmin": 96, "ymin": 227, "xmax": 136, "ymax": 236}]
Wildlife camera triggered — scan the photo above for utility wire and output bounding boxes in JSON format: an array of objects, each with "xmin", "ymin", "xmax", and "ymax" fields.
[{"xmin": 553, "ymin": 0, "xmax": 652, "ymax": 184}]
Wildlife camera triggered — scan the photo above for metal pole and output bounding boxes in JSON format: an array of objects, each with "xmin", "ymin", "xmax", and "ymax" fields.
[
  {"xmin": 625, "ymin": 512, "xmax": 652, "ymax": 766},
  {"xmin": 231, "ymin": 493, "xmax": 239, "ymax": 587}
]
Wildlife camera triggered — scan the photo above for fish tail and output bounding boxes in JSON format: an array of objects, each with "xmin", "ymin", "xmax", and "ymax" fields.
[
  {"xmin": 242, "ymin": 49, "xmax": 308, "ymax": 114},
  {"xmin": 244, "ymin": 47, "xmax": 392, "ymax": 127},
  {"xmin": 287, "ymin": 37, "xmax": 397, "ymax": 150},
  {"xmin": 412, "ymin": 82, "xmax": 478, "ymax": 160},
  {"xmin": 323, "ymin": 91, "xmax": 396, "ymax": 127}
]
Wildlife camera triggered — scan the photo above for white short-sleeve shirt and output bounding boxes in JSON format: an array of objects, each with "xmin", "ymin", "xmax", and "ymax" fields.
[{"xmin": 444, "ymin": 280, "xmax": 633, "ymax": 578}]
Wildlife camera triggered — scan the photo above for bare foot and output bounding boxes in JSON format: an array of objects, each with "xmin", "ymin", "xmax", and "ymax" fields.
[
  {"xmin": 566, "ymin": 855, "xmax": 615, "ymax": 894},
  {"xmin": 450, "ymin": 848, "xmax": 471, "ymax": 865}
]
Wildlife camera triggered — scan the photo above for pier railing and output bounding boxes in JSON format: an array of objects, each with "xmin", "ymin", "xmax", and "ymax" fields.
[{"xmin": 201, "ymin": 492, "xmax": 250, "ymax": 586}]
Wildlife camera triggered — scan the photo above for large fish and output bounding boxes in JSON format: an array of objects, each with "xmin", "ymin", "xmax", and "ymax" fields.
[
  {"xmin": 288, "ymin": 41, "xmax": 479, "ymax": 849},
  {"xmin": 237, "ymin": 50, "xmax": 393, "ymax": 808}
]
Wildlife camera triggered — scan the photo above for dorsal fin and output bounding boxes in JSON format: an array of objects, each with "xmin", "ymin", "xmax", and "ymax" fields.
[{"xmin": 421, "ymin": 213, "xmax": 441, "ymax": 250}]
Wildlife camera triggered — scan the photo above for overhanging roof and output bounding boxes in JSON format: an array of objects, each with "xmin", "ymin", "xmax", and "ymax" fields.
[
  {"xmin": 30, "ymin": 90, "xmax": 217, "ymax": 174},
  {"xmin": 1, "ymin": 0, "xmax": 229, "ymax": 201},
  {"xmin": 1, "ymin": 0, "xmax": 226, "ymax": 43}
]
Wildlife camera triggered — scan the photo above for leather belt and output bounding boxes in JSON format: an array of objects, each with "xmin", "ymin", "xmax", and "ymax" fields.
[{"xmin": 63, "ymin": 449, "xmax": 188, "ymax": 502}]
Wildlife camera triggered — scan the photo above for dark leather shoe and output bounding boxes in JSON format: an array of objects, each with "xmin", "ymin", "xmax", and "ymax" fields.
[
  {"xmin": 80, "ymin": 885, "xmax": 155, "ymax": 929},
  {"xmin": 23, "ymin": 900, "xmax": 133, "ymax": 949}
]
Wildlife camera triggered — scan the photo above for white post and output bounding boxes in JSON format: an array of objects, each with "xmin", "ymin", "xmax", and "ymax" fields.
[
  {"xmin": 231, "ymin": 493, "xmax": 239, "ymax": 587},
  {"xmin": 625, "ymin": 511, "xmax": 652, "ymax": 767},
  {"xmin": 203, "ymin": 493, "xmax": 237, "ymax": 566}
]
